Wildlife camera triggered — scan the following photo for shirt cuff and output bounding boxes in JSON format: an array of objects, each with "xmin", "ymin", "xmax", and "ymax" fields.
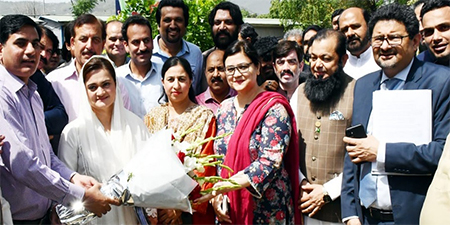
[
  {"xmin": 322, "ymin": 173, "xmax": 342, "ymax": 200},
  {"xmin": 374, "ymin": 141, "xmax": 386, "ymax": 172},
  {"xmin": 342, "ymin": 216, "xmax": 360, "ymax": 224},
  {"xmin": 61, "ymin": 182, "xmax": 85, "ymax": 207},
  {"xmin": 299, "ymin": 169, "xmax": 306, "ymax": 184}
]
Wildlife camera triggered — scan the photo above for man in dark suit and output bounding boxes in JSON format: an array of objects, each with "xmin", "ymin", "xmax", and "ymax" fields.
[{"xmin": 341, "ymin": 3, "xmax": 450, "ymax": 225}]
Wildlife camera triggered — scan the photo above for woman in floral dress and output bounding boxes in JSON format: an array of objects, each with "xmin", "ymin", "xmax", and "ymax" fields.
[{"xmin": 196, "ymin": 41, "xmax": 301, "ymax": 224}]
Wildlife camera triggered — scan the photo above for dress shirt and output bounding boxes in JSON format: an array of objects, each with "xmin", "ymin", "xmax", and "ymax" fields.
[
  {"xmin": 344, "ymin": 46, "xmax": 381, "ymax": 80},
  {"xmin": 30, "ymin": 70, "xmax": 68, "ymax": 135},
  {"xmin": 47, "ymin": 59, "xmax": 131, "ymax": 122},
  {"xmin": 365, "ymin": 59, "xmax": 413, "ymax": 210},
  {"xmin": 152, "ymin": 35, "xmax": 204, "ymax": 94},
  {"xmin": 116, "ymin": 61, "xmax": 164, "ymax": 118},
  {"xmin": 195, "ymin": 87, "xmax": 237, "ymax": 115},
  {"xmin": 0, "ymin": 65, "xmax": 84, "ymax": 220}
]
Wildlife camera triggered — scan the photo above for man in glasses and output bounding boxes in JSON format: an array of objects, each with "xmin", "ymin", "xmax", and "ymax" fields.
[
  {"xmin": 341, "ymin": 4, "xmax": 450, "ymax": 225},
  {"xmin": 420, "ymin": 0, "xmax": 450, "ymax": 66},
  {"xmin": 339, "ymin": 7, "xmax": 380, "ymax": 80},
  {"xmin": 273, "ymin": 40, "xmax": 304, "ymax": 100},
  {"xmin": 290, "ymin": 29, "xmax": 354, "ymax": 225}
]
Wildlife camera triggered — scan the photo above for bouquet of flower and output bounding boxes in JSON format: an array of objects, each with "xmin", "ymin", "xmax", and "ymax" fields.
[
  {"xmin": 170, "ymin": 124, "xmax": 239, "ymax": 205},
  {"xmin": 56, "ymin": 129, "xmax": 198, "ymax": 224}
]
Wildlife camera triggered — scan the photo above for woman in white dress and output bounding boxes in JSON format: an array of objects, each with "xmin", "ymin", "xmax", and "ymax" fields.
[{"xmin": 58, "ymin": 56, "xmax": 149, "ymax": 224}]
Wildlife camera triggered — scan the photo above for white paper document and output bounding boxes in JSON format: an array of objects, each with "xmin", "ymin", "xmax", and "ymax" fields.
[{"xmin": 372, "ymin": 89, "xmax": 432, "ymax": 145}]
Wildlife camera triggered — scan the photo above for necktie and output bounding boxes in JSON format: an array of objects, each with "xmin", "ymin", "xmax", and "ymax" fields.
[
  {"xmin": 382, "ymin": 78, "xmax": 402, "ymax": 90},
  {"xmin": 359, "ymin": 162, "xmax": 377, "ymax": 208}
]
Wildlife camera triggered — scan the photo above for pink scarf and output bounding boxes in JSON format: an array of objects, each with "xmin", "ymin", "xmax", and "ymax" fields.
[{"xmin": 220, "ymin": 91, "xmax": 301, "ymax": 224}]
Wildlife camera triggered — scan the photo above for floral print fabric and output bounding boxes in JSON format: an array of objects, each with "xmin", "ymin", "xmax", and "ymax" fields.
[{"xmin": 215, "ymin": 97, "xmax": 295, "ymax": 224}]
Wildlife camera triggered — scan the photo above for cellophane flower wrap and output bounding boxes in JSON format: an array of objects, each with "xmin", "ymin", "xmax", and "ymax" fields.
[
  {"xmin": 170, "ymin": 124, "xmax": 239, "ymax": 213},
  {"xmin": 56, "ymin": 129, "xmax": 197, "ymax": 224}
]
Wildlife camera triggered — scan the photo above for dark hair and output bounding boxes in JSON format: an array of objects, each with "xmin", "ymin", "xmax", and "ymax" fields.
[
  {"xmin": 42, "ymin": 26, "xmax": 59, "ymax": 52},
  {"xmin": 331, "ymin": 9, "xmax": 344, "ymax": 20},
  {"xmin": 253, "ymin": 36, "xmax": 279, "ymax": 57},
  {"xmin": 223, "ymin": 40, "xmax": 260, "ymax": 67},
  {"xmin": 273, "ymin": 40, "xmax": 304, "ymax": 63},
  {"xmin": 159, "ymin": 56, "xmax": 197, "ymax": 104},
  {"xmin": 369, "ymin": 3, "xmax": 419, "ymax": 39},
  {"xmin": 310, "ymin": 29, "xmax": 347, "ymax": 60},
  {"xmin": 122, "ymin": 15, "xmax": 152, "ymax": 42},
  {"xmin": 239, "ymin": 23, "xmax": 258, "ymax": 46},
  {"xmin": 82, "ymin": 57, "xmax": 117, "ymax": 85},
  {"xmin": 302, "ymin": 25, "xmax": 322, "ymax": 41},
  {"xmin": 62, "ymin": 21, "xmax": 73, "ymax": 62},
  {"xmin": 421, "ymin": 0, "xmax": 450, "ymax": 18},
  {"xmin": 0, "ymin": 14, "xmax": 42, "ymax": 44},
  {"xmin": 208, "ymin": 1, "xmax": 244, "ymax": 28},
  {"xmin": 414, "ymin": 0, "xmax": 427, "ymax": 10},
  {"xmin": 156, "ymin": 0, "xmax": 189, "ymax": 27},
  {"xmin": 72, "ymin": 14, "xmax": 105, "ymax": 40}
]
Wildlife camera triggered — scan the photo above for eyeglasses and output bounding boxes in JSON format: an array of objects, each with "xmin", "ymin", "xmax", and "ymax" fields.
[
  {"xmin": 421, "ymin": 23, "xmax": 450, "ymax": 38},
  {"xmin": 371, "ymin": 35, "xmax": 409, "ymax": 47},
  {"xmin": 275, "ymin": 58, "xmax": 298, "ymax": 66},
  {"xmin": 225, "ymin": 62, "xmax": 252, "ymax": 76}
]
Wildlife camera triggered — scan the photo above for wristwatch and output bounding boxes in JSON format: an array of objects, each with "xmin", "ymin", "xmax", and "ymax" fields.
[{"xmin": 323, "ymin": 190, "xmax": 332, "ymax": 204}]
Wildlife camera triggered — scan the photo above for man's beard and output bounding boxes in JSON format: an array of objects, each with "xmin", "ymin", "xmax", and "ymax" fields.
[
  {"xmin": 213, "ymin": 30, "xmax": 238, "ymax": 50},
  {"xmin": 304, "ymin": 65, "xmax": 344, "ymax": 104},
  {"xmin": 347, "ymin": 32, "xmax": 370, "ymax": 55}
]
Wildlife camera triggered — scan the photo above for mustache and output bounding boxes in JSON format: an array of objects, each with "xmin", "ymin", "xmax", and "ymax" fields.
[
  {"xmin": 347, "ymin": 36, "xmax": 360, "ymax": 43},
  {"xmin": 211, "ymin": 76, "xmax": 223, "ymax": 83},
  {"xmin": 281, "ymin": 70, "xmax": 294, "ymax": 76},
  {"xmin": 216, "ymin": 30, "xmax": 231, "ymax": 38},
  {"xmin": 380, "ymin": 49, "xmax": 396, "ymax": 55},
  {"xmin": 82, "ymin": 49, "xmax": 96, "ymax": 55},
  {"xmin": 41, "ymin": 57, "xmax": 48, "ymax": 65},
  {"xmin": 137, "ymin": 50, "xmax": 151, "ymax": 55},
  {"xmin": 167, "ymin": 27, "xmax": 180, "ymax": 33}
]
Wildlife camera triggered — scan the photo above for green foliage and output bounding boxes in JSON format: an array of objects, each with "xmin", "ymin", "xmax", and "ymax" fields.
[
  {"xmin": 269, "ymin": 0, "xmax": 413, "ymax": 31},
  {"xmin": 185, "ymin": 0, "xmax": 224, "ymax": 51},
  {"xmin": 109, "ymin": 0, "xmax": 159, "ymax": 39},
  {"xmin": 71, "ymin": 0, "xmax": 105, "ymax": 17},
  {"xmin": 108, "ymin": 0, "xmax": 223, "ymax": 51}
]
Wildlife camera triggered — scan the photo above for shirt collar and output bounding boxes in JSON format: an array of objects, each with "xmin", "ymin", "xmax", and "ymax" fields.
[
  {"xmin": 204, "ymin": 87, "xmax": 237, "ymax": 101},
  {"xmin": 380, "ymin": 58, "xmax": 414, "ymax": 84},
  {"xmin": 153, "ymin": 35, "xmax": 190, "ymax": 57},
  {"xmin": 124, "ymin": 61, "xmax": 159, "ymax": 81},
  {"xmin": 1, "ymin": 65, "xmax": 37, "ymax": 94},
  {"xmin": 348, "ymin": 46, "xmax": 373, "ymax": 62}
]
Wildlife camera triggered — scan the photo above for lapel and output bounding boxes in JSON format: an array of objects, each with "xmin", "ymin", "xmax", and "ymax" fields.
[
  {"xmin": 403, "ymin": 58, "xmax": 423, "ymax": 90},
  {"xmin": 359, "ymin": 71, "xmax": 382, "ymax": 129}
]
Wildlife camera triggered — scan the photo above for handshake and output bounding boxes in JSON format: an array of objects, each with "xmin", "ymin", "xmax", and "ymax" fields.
[{"xmin": 70, "ymin": 173, "xmax": 121, "ymax": 217}]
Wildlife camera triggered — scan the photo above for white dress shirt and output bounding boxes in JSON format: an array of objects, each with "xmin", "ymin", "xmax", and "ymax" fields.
[
  {"xmin": 366, "ymin": 59, "xmax": 413, "ymax": 210},
  {"xmin": 344, "ymin": 46, "xmax": 381, "ymax": 80}
]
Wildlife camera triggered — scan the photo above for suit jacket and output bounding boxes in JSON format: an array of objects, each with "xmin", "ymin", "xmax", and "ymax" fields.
[
  {"xmin": 296, "ymin": 74, "xmax": 355, "ymax": 222},
  {"xmin": 341, "ymin": 58, "xmax": 450, "ymax": 225}
]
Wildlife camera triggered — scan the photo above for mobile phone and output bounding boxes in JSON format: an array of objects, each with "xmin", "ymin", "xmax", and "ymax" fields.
[{"xmin": 345, "ymin": 124, "xmax": 367, "ymax": 138}]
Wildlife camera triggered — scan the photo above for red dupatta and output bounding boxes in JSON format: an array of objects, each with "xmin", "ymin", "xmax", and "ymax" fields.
[{"xmin": 220, "ymin": 91, "xmax": 301, "ymax": 224}]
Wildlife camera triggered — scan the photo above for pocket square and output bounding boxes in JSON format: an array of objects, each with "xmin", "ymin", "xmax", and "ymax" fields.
[{"xmin": 329, "ymin": 110, "xmax": 345, "ymax": 120}]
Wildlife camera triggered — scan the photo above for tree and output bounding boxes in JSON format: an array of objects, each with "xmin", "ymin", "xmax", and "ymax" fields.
[
  {"xmin": 109, "ymin": 0, "xmax": 223, "ymax": 52},
  {"xmin": 71, "ymin": 0, "xmax": 105, "ymax": 17},
  {"xmin": 269, "ymin": 0, "xmax": 414, "ymax": 30}
]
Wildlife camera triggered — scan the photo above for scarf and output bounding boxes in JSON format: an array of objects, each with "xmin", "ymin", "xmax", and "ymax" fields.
[{"xmin": 220, "ymin": 91, "xmax": 301, "ymax": 224}]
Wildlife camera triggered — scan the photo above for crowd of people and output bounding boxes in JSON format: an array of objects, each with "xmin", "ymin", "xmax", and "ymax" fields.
[{"xmin": 2, "ymin": 0, "xmax": 450, "ymax": 224}]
